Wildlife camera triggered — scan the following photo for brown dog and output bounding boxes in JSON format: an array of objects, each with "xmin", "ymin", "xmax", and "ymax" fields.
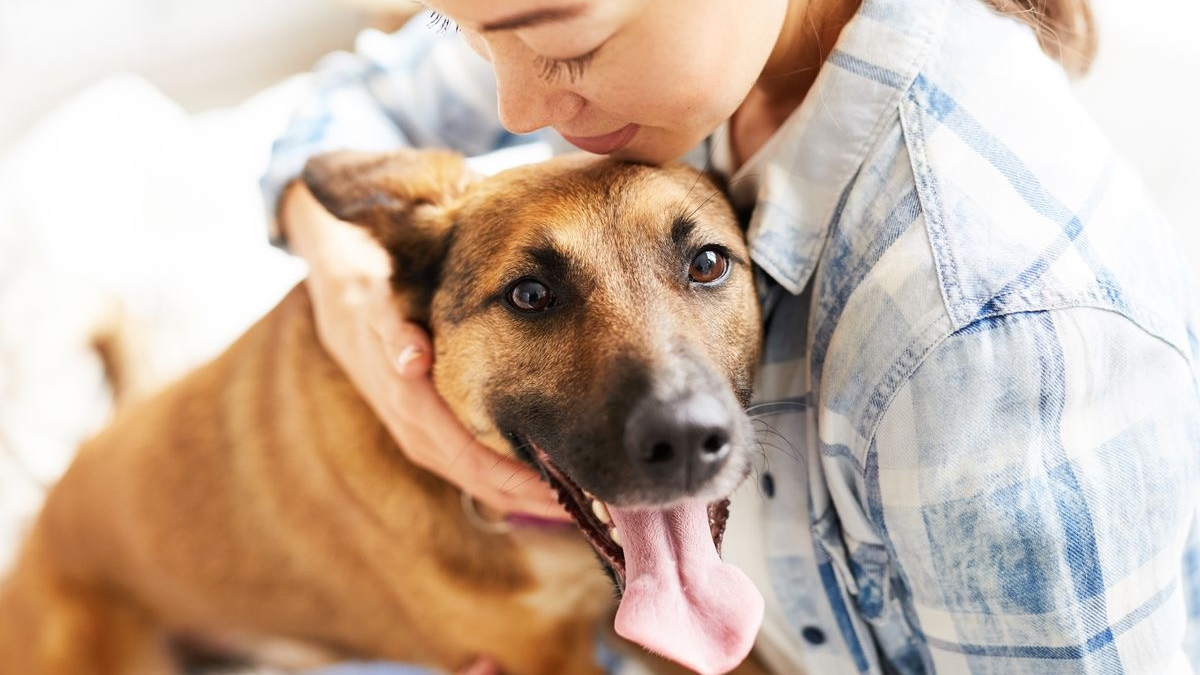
[{"xmin": 0, "ymin": 150, "xmax": 764, "ymax": 675}]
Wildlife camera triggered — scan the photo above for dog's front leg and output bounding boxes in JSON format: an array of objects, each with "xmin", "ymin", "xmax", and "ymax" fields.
[{"xmin": 0, "ymin": 534, "xmax": 179, "ymax": 675}]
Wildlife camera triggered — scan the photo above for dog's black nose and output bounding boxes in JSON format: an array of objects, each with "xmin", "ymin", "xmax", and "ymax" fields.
[{"xmin": 624, "ymin": 392, "xmax": 733, "ymax": 492}]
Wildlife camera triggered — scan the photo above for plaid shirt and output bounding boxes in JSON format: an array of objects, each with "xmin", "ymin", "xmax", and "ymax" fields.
[{"xmin": 263, "ymin": 1, "xmax": 1200, "ymax": 673}]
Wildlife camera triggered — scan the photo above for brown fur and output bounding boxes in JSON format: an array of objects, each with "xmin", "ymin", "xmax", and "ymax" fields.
[{"xmin": 0, "ymin": 150, "xmax": 762, "ymax": 675}]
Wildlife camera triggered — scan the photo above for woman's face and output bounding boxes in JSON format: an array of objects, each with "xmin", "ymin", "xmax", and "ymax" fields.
[{"xmin": 426, "ymin": 0, "xmax": 790, "ymax": 164}]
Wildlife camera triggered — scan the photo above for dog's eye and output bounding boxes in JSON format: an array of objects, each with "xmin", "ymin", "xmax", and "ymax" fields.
[
  {"xmin": 507, "ymin": 278, "xmax": 555, "ymax": 312},
  {"xmin": 688, "ymin": 247, "xmax": 730, "ymax": 284}
]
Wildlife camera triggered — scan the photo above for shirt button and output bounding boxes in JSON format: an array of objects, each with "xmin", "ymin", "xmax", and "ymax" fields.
[
  {"xmin": 802, "ymin": 626, "xmax": 826, "ymax": 645},
  {"xmin": 760, "ymin": 472, "xmax": 776, "ymax": 498}
]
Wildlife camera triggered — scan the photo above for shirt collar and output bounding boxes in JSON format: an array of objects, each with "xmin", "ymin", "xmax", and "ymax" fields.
[{"xmin": 744, "ymin": 0, "xmax": 948, "ymax": 294}]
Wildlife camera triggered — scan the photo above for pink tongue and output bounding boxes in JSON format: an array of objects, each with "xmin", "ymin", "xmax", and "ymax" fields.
[{"xmin": 609, "ymin": 502, "xmax": 764, "ymax": 675}]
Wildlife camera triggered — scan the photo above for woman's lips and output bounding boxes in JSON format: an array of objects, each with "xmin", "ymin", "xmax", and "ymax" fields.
[{"xmin": 561, "ymin": 123, "xmax": 640, "ymax": 155}]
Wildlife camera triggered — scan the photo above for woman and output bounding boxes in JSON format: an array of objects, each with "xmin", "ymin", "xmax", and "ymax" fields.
[{"xmin": 263, "ymin": 0, "xmax": 1200, "ymax": 672}]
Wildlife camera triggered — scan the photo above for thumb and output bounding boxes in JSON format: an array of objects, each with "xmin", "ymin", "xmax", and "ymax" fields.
[{"xmin": 377, "ymin": 313, "xmax": 434, "ymax": 378}]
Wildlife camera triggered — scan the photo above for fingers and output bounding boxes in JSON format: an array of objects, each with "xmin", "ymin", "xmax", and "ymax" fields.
[
  {"xmin": 380, "ymin": 405, "xmax": 569, "ymax": 521},
  {"xmin": 383, "ymin": 377, "xmax": 570, "ymax": 521},
  {"xmin": 375, "ymin": 316, "xmax": 433, "ymax": 378},
  {"xmin": 463, "ymin": 449, "xmax": 566, "ymax": 523},
  {"xmin": 307, "ymin": 256, "xmax": 569, "ymax": 523},
  {"xmin": 461, "ymin": 444, "xmax": 569, "ymax": 522},
  {"xmin": 358, "ymin": 287, "xmax": 431, "ymax": 378},
  {"xmin": 394, "ymin": 343, "xmax": 430, "ymax": 377}
]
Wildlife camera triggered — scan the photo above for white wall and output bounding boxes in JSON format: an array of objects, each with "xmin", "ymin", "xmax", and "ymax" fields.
[
  {"xmin": 0, "ymin": 0, "xmax": 364, "ymax": 150},
  {"xmin": 1074, "ymin": 0, "xmax": 1200, "ymax": 244}
]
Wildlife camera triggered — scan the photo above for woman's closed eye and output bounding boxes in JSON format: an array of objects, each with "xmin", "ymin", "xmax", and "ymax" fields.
[
  {"xmin": 534, "ymin": 49, "xmax": 597, "ymax": 83},
  {"xmin": 425, "ymin": 9, "xmax": 602, "ymax": 84}
]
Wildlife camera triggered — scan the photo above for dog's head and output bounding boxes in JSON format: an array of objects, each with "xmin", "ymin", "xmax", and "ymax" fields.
[{"xmin": 303, "ymin": 149, "xmax": 764, "ymax": 675}]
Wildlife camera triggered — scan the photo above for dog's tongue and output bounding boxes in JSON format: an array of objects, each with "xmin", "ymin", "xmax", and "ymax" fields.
[{"xmin": 609, "ymin": 502, "xmax": 764, "ymax": 675}]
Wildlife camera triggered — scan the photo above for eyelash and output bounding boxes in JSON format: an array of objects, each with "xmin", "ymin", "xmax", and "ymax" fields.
[
  {"xmin": 426, "ymin": 10, "xmax": 596, "ymax": 84},
  {"xmin": 534, "ymin": 51, "xmax": 596, "ymax": 83},
  {"xmin": 427, "ymin": 10, "xmax": 459, "ymax": 33}
]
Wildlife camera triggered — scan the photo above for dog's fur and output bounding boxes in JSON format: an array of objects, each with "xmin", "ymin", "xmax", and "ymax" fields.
[{"xmin": 0, "ymin": 150, "xmax": 762, "ymax": 675}]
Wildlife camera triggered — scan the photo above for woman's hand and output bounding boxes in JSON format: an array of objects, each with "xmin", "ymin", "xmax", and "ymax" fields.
[{"xmin": 281, "ymin": 182, "xmax": 567, "ymax": 521}]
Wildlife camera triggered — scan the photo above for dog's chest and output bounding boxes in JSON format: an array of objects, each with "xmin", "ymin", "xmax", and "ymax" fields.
[{"xmin": 514, "ymin": 529, "xmax": 613, "ymax": 619}]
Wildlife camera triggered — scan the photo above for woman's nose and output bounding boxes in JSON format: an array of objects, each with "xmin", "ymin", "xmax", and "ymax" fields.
[
  {"xmin": 489, "ymin": 49, "xmax": 584, "ymax": 135},
  {"xmin": 495, "ymin": 71, "xmax": 584, "ymax": 134}
]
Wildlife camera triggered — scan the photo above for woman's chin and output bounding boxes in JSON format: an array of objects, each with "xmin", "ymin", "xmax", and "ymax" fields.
[{"xmin": 608, "ymin": 139, "xmax": 689, "ymax": 166}]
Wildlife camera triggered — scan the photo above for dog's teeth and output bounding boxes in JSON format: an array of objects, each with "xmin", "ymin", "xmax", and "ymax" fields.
[
  {"xmin": 592, "ymin": 499, "xmax": 611, "ymax": 524},
  {"xmin": 610, "ymin": 527, "xmax": 622, "ymax": 547}
]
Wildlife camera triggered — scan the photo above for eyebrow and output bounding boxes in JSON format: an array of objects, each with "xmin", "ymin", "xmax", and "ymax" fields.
[
  {"xmin": 526, "ymin": 243, "xmax": 574, "ymax": 284},
  {"xmin": 479, "ymin": 4, "xmax": 588, "ymax": 32},
  {"xmin": 671, "ymin": 215, "xmax": 697, "ymax": 251}
]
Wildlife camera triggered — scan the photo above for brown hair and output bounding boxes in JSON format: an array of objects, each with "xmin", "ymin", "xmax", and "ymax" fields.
[{"xmin": 981, "ymin": 0, "xmax": 1097, "ymax": 75}]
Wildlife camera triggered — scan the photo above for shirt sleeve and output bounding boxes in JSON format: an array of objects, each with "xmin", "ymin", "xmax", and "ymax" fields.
[
  {"xmin": 259, "ymin": 17, "xmax": 541, "ymax": 243},
  {"xmin": 870, "ymin": 306, "xmax": 1200, "ymax": 674}
]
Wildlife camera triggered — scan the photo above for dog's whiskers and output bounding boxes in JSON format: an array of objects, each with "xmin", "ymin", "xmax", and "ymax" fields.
[
  {"xmin": 498, "ymin": 467, "xmax": 540, "ymax": 494},
  {"xmin": 679, "ymin": 172, "xmax": 759, "ymax": 226},
  {"xmin": 750, "ymin": 420, "xmax": 803, "ymax": 464},
  {"xmin": 677, "ymin": 123, "xmax": 723, "ymax": 207},
  {"xmin": 752, "ymin": 439, "xmax": 789, "ymax": 457},
  {"xmin": 491, "ymin": 445, "xmax": 523, "ymax": 471},
  {"xmin": 745, "ymin": 399, "xmax": 809, "ymax": 415}
]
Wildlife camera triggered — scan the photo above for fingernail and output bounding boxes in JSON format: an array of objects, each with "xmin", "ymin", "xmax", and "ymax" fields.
[{"xmin": 396, "ymin": 345, "xmax": 424, "ymax": 370}]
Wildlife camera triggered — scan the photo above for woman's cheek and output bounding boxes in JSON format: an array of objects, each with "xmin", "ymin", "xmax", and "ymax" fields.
[{"xmin": 610, "ymin": 58, "xmax": 712, "ymax": 117}]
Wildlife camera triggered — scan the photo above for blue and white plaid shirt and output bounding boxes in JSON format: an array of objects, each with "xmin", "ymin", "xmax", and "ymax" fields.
[{"xmin": 264, "ymin": 1, "xmax": 1200, "ymax": 673}]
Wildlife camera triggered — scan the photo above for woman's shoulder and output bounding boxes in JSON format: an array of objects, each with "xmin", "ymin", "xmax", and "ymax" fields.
[
  {"xmin": 869, "ymin": 0, "xmax": 1195, "ymax": 342},
  {"xmin": 799, "ymin": 0, "xmax": 1198, "ymax": 462},
  {"xmin": 895, "ymin": 64, "xmax": 1192, "ymax": 344},
  {"xmin": 814, "ymin": 84, "xmax": 1196, "ymax": 443}
]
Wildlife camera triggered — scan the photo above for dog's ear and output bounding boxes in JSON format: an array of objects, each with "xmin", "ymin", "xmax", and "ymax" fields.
[{"xmin": 301, "ymin": 149, "xmax": 477, "ymax": 321}]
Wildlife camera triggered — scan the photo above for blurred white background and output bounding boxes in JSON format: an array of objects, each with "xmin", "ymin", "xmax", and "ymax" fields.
[
  {"xmin": 0, "ymin": 0, "xmax": 388, "ymax": 569},
  {"xmin": 1073, "ymin": 0, "xmax": 1200, "ymax": 253},
  {"xmin": 0, "ymin": 0, "xmax": 1197, "ymax": 570},
  {"xmin": 0, "ymin": 0, "xmax": 366, "ymax": 149}
]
